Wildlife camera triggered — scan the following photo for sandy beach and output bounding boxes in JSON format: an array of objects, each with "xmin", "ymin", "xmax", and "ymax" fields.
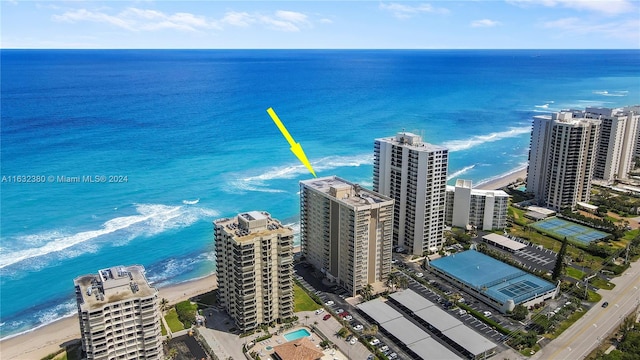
[
  {"xmin": 475, "ymin": 168, "xmax": 527, "ymax": 191},
  {"xmin": 0, "ymin": 273, "xmax": 218, "ymax": 360}
]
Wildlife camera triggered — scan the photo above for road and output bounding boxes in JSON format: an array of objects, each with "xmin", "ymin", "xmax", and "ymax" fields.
[{"xmin": 531, "ymin": 259, "xmax": 640, "ymax": 360}]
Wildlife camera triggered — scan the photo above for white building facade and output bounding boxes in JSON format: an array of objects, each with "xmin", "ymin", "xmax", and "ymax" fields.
[
  {"xmin": 74, "ymin": 265, "xmax": 163, "ymax": 360},
  {"xmin": 214, "ymin": 211, "xmax": 294, "ymax": 331},
  {"xmin": 445, "ymin": 179, "xmax": 509, "ymax": 231},
  {"xmin": 300, "ymin": 176, "xmax": 394, "ymax": 296},
  {"xmin": 373, "ymin": 132, "xmax": 449, "ymax": 255},
  {"xmin": 526, "ymin": 112, "xmax": 601, "ymax": 211},
  {"xmin": 583, "ymin": 106, "xmax": 640, "ymax": 182}
]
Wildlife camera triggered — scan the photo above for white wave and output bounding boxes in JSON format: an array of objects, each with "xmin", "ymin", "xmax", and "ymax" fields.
[
  {"xmin": 226, "ymin": 154, "xmax": 373, "ymax": 194},
  {"xmin": 0, "ymin": 301, "xmax": 76, "ymax": 341},
  {"xmin": 441, "ymin": 127, "xmax": 531, "ymax": 152},
  {"xmin": 147, "ymin": 251, "xmax": 215, "ymax": 286},
  {"xmin": 474, "ymin": 163, "xmax": 528, "ymax": 188},
  {"xmin": 535, "ymin": 103, "xmax": 549, "ymax": 109},
  {"xmin": 182, "ymin": 198, "xmax": 200, "ymax": 205},
  {"xmin": 593, "ymin": 90, "xmax": 627, "ymax": 97},
  {"xmin": 447, "ymin": 164, "xmax": 475, "ymax": 181},
  {"xmin": 0, "ymin": 204, "xmax": 219, "ymax": 269}
]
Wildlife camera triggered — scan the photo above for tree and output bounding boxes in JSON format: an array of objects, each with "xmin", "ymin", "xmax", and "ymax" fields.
[
  {"xmin": 552, "ymin": 237, "xmax": 569, "ymax": 281},
  {"xmin": 175, "ymin": 300, "xmax": 196, "ymax": 328},
  {"xmin": 511, "ymin": 304, "xmax": 528, "ymax": 321},
  {"xmin": 360, "ymin": 284, "xmax": 374, "ymax": 301},
  {"xmin": 160, "ymin": 298, "xmax": 169, "ymax": 312},
  {"xmin": 386, "ymin": 273, "xmax": 397, "ymax": 291}
]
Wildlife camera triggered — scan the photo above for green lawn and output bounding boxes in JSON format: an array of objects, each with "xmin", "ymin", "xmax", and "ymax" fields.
[
  {"xmin": 566, "ymin": 267, "xmax": 585, "ymax": 280},
  {"xmin": 591, "ymin": 277, "xmax": 615, "ymax": 290},
  {"xmin": 165, "ymin": 308, "xmax": 185, "ymax": 332},
  {"xmin": 294, "ymin": 283, "xmax": 321, "ymax": 312}
]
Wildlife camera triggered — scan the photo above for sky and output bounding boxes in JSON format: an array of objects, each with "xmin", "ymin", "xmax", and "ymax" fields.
[{"xmin": 1, "ymin": 0, "xmax": 639, "ymax": 49}]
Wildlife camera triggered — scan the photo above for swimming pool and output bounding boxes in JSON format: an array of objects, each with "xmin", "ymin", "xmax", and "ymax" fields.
[{"xmin": 283, "ymin": 328, "xmax": 311, "ymax": 342}]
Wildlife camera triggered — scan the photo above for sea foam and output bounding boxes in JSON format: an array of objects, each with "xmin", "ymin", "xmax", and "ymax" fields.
[{"xmin": 0, "ymin": 204, "xmax": 218, "ymax": 269}]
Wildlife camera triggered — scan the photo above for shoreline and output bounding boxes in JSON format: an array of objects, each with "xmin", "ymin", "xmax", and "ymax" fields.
[
  {"xmin": 0, "ymin": 169, "xmax": 524, "ymax": 359},
  {"xmin": 475, "ymin": 167, "xmax": 527, "ymax": 190},
  {"xmin": 0, "ymin": 273, "xmax": 218, "ymax": 360}
]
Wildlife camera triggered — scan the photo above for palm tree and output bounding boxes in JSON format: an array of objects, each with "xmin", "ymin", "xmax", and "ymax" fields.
[
  {"xmin": 304, "ymin": 315, "xmax": 309, "ymax": 325},
  {"xmin": 396, "ymin": 276, "xmax": 408, "ymax": 289},
  {"xmin": 360, "ymin": 284, "xmax": 374, "ymax": 301},
  {"xmin": 160, "ymin": 298, "xmax": 169, "ymax": 312},
  {"xmin": 386, "ymin": 273, "xmax": 397, "ymax": 291}
]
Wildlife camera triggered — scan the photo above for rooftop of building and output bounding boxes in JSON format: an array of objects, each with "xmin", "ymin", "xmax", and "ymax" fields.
[
  {"xmin": 300, "ymin": 176, "xmax": 393, "ymax": 209},
  {"xmin": 430, "ymin": 250, "xmax": 556, "ymax": 305},
  {"xmin": 375, "ymin": 131, "xmax": 448, "ymax": 152},
  {"xmin": 214, "ymin": 211, "xmax": 293, "ymax": 243},
  {"xmin": 272, "ymin": 337, "xmax": 324, "ymax": 360},
  {"xmin": 446, "ymin": 184, "xmax": 509, "ymax": 197},
  {"xmin": 74, "ymin": 265, "xmax": 156, "ymax": 310}
]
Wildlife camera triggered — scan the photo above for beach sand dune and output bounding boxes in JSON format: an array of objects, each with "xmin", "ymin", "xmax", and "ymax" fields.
[{"xmin": 0, "ymin": 274, "xmax": 217, "ymax": 360}]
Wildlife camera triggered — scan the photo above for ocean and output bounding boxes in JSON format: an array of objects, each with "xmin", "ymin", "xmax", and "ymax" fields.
[{"xmin": 1, "ymin": 49, "xmax": 638, "ymax": 339}]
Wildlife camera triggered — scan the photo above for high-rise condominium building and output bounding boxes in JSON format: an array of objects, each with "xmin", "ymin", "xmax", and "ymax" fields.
[
  {"xmin": 527, "ymin": 111, "xmax": 601, "ymax": 211},
  {"xmin": 300, "ymin": 176, "xmax": 394, "ymax": 297},
  {"xmin": 583, "ymin": 106, "xmax": 640, "ymax": 182},
  {"xmin": 214, "ymin": 211, "xmax": 294, "ymax": 331},
  {"xmin": 373, "ymin": 132, "xmax": 448, "ymax": 255},
  {"xmin": 73, "ymin": 265, "xmax": 163, "ymax": 360},
  {"xmin": 445, "ymin": 179, "xmax": 509, "ymax": 231}
]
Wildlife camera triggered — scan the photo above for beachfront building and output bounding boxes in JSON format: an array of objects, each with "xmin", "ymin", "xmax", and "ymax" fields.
[
  {"xmin": 445, "ymin": 179, "xmax": 509, "ymax": 231},
  {"xmin": 214, "ymin": 211, "xmax": 294, "ymax": 332},
  {"xmin": 582, "ymin": 106, "xmax": 640, "ymax": 182},
  {"xmin": 373, "ymin": 132, "xmax": 449, "ymax": 255},
  {"xmin": 73, "ymin": 265, "xmax": 163, "ymax": 360},
  {"xmin": 526, "ymin": 111, "xmax": 601, "ymax": 211},
  {"xmin": 300, "ymin": 176, "xmax": 394, "ymax": 297}
]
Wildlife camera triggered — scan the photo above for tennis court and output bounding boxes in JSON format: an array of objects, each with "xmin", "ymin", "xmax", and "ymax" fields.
[{"xmin": 530, "ymin": 217, "xmax": 610, "ymax": 244}]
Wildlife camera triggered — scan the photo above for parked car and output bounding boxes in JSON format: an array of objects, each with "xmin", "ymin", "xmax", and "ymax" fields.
[
  {"xmin": 350, "ymin": 337, "xmax": 358, "ymax": 345},
  {"xmin": 339, "ymin": 311, "xmax": 349, "ymax": 317},
  {"xmin": 353, "ymin": 324, "xmax": 364, "ymax": 331},
  {"xmin": 323, "ymin": 314, "xmax": 331, "ymax": 321},
  {"xmin": 369, "ymin": 338, "xmax": 380, "ymax": 346},
  {"xmin": 483, "ymin": 311, "xmax": 492, "ymax": 317},
  {"xmin": 315, "ymin": 308, "xmax": 325, "ymax": 315},
  {"xmin": 602, "ymin": 301, "xmax": 609, "ymax": 308},
  {"xmin": 416, "ymin": 272, "xmax": 424, "ymax": 277},
  {"xmin": 388, "ymin": 352, "xmax": 398, "ymax": 359},
  {"xmin": 336, "ymin": 308, "xmax": 344, "ymax": 314},
  {"xmin": 380, "ymin": 345, "xmax": 389, "ymax": 352},
  {"xmin": 344, "ymin": 315, "xmax": 353, "ymax": 321},
  {"xmin": 325, "ymin": 300, "xmax": 334, "ymax": 306},
  {"xmin": 458, "ymin": 309, "xmax": 467, "ymax": 316},
  {"xmin": 346, "ymin": 335, "xmax": 353, "ymax": 342}
]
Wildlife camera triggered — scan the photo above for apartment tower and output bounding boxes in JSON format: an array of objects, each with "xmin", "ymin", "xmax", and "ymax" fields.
[
  {"xmin": 300, "ymin": 176, "xmax": 394, "ymax": 297},
  {"xmin": 526, "ymin": 111, "xmax": 601, "ymax": 211},
  {"xmin": 373, "ymin": 132, "xmax": 448, "ymax": 255},
  {"xmin": 73, "ymin": 265, "xmax": 163, "ymax": 360},
  {"xmin": 445, "ymin": 179, "xmax": 509, "ymax": 231},
  {"xmin": 214, "ymin": 211, "xmax": 294, "ymax": 332},
  {"xmin": 583, "ymin": 107, "xmax": 640, "ymax": 182}
]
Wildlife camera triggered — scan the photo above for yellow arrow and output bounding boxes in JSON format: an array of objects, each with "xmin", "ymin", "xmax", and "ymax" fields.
[{"xmin": 266, "ymin": 107, "xmax": 317, "ymax": 178}]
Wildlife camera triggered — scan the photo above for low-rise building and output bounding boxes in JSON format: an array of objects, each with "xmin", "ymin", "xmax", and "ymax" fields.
[{"xmin": 445, "ymin": 179, "xmax": 509, "ymax": 231}]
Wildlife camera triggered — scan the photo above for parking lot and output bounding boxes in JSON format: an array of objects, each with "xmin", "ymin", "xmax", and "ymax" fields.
[
  {"xmin": 483, "ymin": 235, "xmax": 559, "ymax": 273},
  {"xmin": 401, "ymin": 273, "xmax": 507, "ymax": 344}
]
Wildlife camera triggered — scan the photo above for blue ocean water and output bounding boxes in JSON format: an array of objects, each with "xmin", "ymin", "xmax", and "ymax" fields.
[{"xmin": 1, "ymin": 50, "xmax": 639, "ymax": 339}]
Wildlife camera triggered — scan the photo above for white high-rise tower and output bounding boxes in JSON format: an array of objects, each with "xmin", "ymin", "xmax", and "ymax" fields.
[{"xmin": 373, "ymin": 132, "xmax": 448, "ymax": 255}]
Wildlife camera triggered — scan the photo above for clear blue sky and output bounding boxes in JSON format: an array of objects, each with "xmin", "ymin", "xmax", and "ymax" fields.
[{"xmin": 2, "ymin": 0, "xmax": 639, "ymax": 49}]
